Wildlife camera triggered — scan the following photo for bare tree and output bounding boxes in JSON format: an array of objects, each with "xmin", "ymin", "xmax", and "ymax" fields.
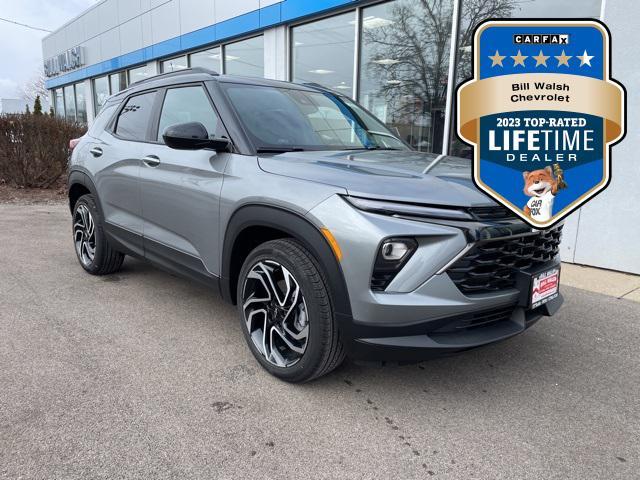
[
  {"xmin": 362, "ymin": 0, "xmax": 520, "ymax": 151},
  {"xmin": 18, "ymin": 69, "xmax": 48, "ymax": 105},
  {"xmin": 456, "ymin": 0, "xmax": 520, "ymax": 82}
]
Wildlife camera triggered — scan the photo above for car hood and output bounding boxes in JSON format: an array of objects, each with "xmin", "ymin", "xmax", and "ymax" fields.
[{"xmin": 257, "ymin": 149, "xmax": 496, "ymax": 208}]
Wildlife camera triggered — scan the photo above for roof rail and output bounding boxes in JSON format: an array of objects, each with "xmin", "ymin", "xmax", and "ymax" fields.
[
  {"xmin": 299, "ymin": 82, "xmax": 346, "ymax": 96},
  {"xmin": 129, "ymin": 67, "xmax": 219, "ymax": 87}
]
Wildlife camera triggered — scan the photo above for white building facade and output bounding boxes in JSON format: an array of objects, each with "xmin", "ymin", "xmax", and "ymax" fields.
[{"xmin": 42, "ymin": 0, "xmax": 639, "ymax": 274}]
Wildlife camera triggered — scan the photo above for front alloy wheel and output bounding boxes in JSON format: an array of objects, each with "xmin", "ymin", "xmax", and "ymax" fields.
[
  {"xmin": 237, "ymin": 239, "xmax": 345, "ymax": 383},
  {"xmin": 242, "ymin": 260, "xmax": 309, "ymax": 367}
]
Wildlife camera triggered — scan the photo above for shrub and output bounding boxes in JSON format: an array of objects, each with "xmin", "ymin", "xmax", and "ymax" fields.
[
  {"xmin": 34, "ymin": 95, "xmax": 43, "ymax": 115},
  {"xmin": 0, "ymin": 114, "xmax": 86, "ymax": 188}
]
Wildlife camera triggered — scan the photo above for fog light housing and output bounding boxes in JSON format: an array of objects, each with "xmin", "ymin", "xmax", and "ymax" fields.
[
  {"xmin": 381, "ymin": 240, "xmax": 411, "ymax": 261},
  {"xmin": 371, "ymin": 238, "xmax": 418, "ymax": 291}
]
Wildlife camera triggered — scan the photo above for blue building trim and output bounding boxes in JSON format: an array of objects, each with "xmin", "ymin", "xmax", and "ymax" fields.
[{"xmin": 45, "ymin": 0, "xmax": 357, "ymax": 89}]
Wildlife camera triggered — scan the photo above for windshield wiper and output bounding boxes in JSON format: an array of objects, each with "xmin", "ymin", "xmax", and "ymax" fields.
[
  {"xmin": 256, "ymin": 147, "xmax": 306, "ymax": 153},
  {"xmin": 344, "ymin": 146, "xmax": 403, "ymax": 151}
]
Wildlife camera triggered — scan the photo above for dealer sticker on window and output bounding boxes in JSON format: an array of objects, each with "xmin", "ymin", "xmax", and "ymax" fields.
[{"xmin": 531, "ymin": 267, "xmax": 560, "ymax": 309}]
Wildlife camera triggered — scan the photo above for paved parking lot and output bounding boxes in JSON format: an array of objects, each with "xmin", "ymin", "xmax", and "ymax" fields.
[{"xmin": 1, "ymin": 203, "xmax": 638, "ymax": 479}]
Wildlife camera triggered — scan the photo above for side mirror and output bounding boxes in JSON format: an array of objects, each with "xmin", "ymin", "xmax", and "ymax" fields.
[{"xmin": 162, "ymin": 122, "xmax": 230, "ymax": 152}]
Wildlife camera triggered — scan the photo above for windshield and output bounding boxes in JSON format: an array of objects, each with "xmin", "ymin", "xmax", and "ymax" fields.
[{"xmin": 222, "ymin": 83, "xmax": 409, "ymax": 152}]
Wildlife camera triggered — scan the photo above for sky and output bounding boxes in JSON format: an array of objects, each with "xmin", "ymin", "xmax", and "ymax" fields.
[{"xmin": 0, "ymin": 0, "xmax": 96, "ymax": 99}]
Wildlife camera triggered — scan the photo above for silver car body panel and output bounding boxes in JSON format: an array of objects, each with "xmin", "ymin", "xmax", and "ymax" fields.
[{"xmin": 68, "ymin": 73, "xmax": 562, "ymax": 359}]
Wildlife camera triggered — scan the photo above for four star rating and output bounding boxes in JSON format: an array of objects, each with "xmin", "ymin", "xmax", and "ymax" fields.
[{"xmin": 489, "ymin": 49, "xmax": 595, "ymax": 67}]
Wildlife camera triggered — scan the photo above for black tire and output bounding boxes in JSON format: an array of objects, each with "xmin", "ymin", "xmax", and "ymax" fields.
[
  {"xmin": 72, "ymin": 194, "xmax": 124, "ymax": 275},
  {"xmin": 237, "ymin": 238, "xmax": 345, "ymax": 383}
]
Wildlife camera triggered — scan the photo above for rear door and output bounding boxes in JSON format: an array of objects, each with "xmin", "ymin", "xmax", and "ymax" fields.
[
  {"xmin": 139, "ymin": 83, "xmax": 230, "ymax": 278},
  {"xmin": 91, "ymin": 91, "xmax": 158, "ymax": 254}
]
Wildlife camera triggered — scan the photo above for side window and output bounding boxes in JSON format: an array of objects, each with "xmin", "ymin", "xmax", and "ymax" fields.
[
  {"xmin": 157, "ymin": 86, "xmax": 219, "ymax": 142},
  {"xmin": 115, "ymin": 91, "xmax": 156, "ymax": 141},
  {"xmin": 87, "ymin": 103, "xmax": 117, "ymax": 139}
]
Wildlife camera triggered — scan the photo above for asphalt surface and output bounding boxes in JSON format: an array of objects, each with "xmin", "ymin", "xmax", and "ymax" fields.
[{"xmin": 1, "ymin": 203, "xmax": 638, "ymax": 480}]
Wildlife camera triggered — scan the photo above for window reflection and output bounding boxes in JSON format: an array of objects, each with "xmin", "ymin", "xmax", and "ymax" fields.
[
  {"xmin": 54, "ymin": 89, "xmax": 64, "ymax": 118},
  {"xmin": 359, "ymin": 0, "xmax": 454, "ymax": 153},
  {"xmin": 190, "ymin": 47, "xmax": 222, "ymax": 72},
  {"xmin": 225, "ymin": 36, "xmax": 264, "ymax": 77},
  {"xmin": 128, "ymin": 64, "xmax": 153, "ymax": 84},
  {"xmin": 75, "ymin": 83, "xmax": 87, "ymax": 123},
  {"xmin": 64, "ymin": 85, "xmax": 76, "ymax": 122},
  {"xmin": 449, "ymin": 0, "xmax": 602, "ymax": 157},
  {"xmin": 161, "ymin": 56, "xmax": 188, "ymax": 73},
  {"xmin": 93, "ymin": 76, "xmax": 109, "ymax": 114},
  {"xmin": 291, "ymin": 12, "xmax": 355, "ymax": 96},
  {"xmin": 109, "ymin": 72, "xmax": 127, "ymax": 94}
]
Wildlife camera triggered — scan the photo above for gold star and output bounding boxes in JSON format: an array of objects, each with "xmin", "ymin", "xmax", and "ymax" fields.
[
  {"xmin": 577, "ymin": 50, "xmax": 594, "ymax": 67},
  {"xmin": 511, "ymin": 50, "xmax": 527, "ymax": 67},
  {"xmin": 533, "ymin": 50, "xmax": 550, "ymax": 67},
  {"xmin": 555, "ymin": 50, "xmax": 572, "ymax": 67},
  {"xmin": 488, "ymin": 50, "xmax": 506, "ymax": 67}
]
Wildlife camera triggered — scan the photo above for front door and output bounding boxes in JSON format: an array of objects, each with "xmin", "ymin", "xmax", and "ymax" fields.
[{"xmin": 139, "ymin": 84, "xmax": 229, "ymax": 280}]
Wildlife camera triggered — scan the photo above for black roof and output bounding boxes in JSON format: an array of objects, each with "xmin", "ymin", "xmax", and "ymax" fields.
[{"xmin": 114, "ymin": 67, "xmax": 326, "ymax": 99}]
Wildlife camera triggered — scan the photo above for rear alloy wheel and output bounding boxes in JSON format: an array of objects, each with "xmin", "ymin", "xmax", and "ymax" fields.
[
  {"xmin": 238, "ymin": 239, "xmax": 345, "ymax": 382},
  {"xmin": 74, "ymin": 203, "xmax": 96, "ymax": 267},
  {"xmin": 72, "ymin": 194, "xmax": 124, "ymax": 275}
]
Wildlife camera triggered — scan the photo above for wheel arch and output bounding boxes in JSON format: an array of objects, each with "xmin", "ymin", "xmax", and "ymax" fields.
[
  {"xmin": 221, "ymin": 204, "xmax": 352, "ymax": 318},
  {"xmin": 68, "ymin": 170, "xmax": 100, "ymax": 215}
]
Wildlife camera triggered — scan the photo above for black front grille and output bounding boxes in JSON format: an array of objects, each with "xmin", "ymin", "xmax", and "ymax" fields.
[
  {"xmin": 447, "ymin": 225, "xmax": 563, "ymax": 294},
  {"xmin": 468, "ymin": 205, "xmax": 517, "ymax": 221},
  {"xmin": 433, "ymin": 304, "xmax": 517, "ymax": 333}
]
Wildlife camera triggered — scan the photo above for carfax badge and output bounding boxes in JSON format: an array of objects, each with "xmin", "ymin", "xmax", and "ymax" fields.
[{"xmin": 457, "ymin": 20, "xmax": 626, "ymax": 228}]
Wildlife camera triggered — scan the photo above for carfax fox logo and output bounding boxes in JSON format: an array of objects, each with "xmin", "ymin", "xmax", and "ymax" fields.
[{"xmin": 457, "ymin": 20, "xmax": 626, "ymax": 228}]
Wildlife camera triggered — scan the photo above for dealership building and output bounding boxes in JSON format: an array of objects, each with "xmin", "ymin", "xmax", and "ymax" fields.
[{"xmin": 42, "ymin": 0, "xmax": 638, "ymax": 274}]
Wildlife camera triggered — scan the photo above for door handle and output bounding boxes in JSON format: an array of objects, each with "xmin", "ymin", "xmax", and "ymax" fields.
[
  {"xmin": 142, "ymin": 155, "xmax": 161, "ymax": 167},
  {"xmin": 89, "ymin": 147, "xmax": 103, "ymax": 157}
]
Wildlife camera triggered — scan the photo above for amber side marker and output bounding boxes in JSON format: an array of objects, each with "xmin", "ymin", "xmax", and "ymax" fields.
[{"xmin": 320, "ymin": 227, "xmax": 343, "ymax": 262}]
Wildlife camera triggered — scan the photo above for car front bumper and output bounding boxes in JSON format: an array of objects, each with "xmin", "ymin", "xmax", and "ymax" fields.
[
  {"xmin": 340, "ymin": 292, "xmax": 563, "ymax": 362},
  {"xmin": 307, "ymin": 194, "xmax": 565, "ymax": 362}
]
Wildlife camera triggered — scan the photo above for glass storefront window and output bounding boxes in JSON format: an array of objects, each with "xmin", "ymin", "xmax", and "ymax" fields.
[
  {"xmin": 291, "ymin": 12, "xmax": 355, "ymax": 95},
  {"xmin": 190, "ymin": 47, "xmax": 222, "ymax": 72},
  {"xmin": 54, "ymin": 89, "xmax": 64, "ymax": 118},
  {"xmin": 110, "ymin": 72, "xmax": 127, "ymax": 95},
  {"xmin": 449, "ymin": 0, "xmax": 602, "ymax": 157},
  {"xmin": 161, "ymin": 56, "xmax": 188, "ymax": 73},
  {"xmin": 75, "ymin": 82, "xmax": 87, "ymax": 123},
  {"xmin": 93, "ymin": 76, "xmax": 110, "ymax": 113},
  {"xmin": 63, "ymin": 85, "xmax": 76, "ymax": 121},
  {"xmin": 128, "ymin": 64, "xmax": 153, "ymax": 84},
  {"xmin": 359, "ymin": 0, "xmax": 454, "ymax": 153},
  {"xmin": 224, "ymin": 36, "xmax": 264, "ymax": 77}
]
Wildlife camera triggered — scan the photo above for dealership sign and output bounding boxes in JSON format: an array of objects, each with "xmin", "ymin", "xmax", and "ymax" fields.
[
  {"xmin": 457, "ymin": 20, "xmax": 625, "ymax": 228},
  {"xmin": 44, "ymin": 46, "xmax": 85, "ymax": 77}
]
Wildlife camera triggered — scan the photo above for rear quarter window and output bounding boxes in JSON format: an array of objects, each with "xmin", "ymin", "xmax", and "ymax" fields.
[
  {"xmin": 87, "ymin": 103, "xmax": 117, "ymax": 139},
  {"xmin": 114, "ymin": 91, "xmax": 156, "ymax": 141}
]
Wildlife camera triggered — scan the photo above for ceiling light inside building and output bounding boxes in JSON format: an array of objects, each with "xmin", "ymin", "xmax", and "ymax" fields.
[
  {"xmin": 309, "ymin": 69, "xmax": 334, "ymax": 74},
  {"xmin": 373, "ymin": 58, "xmax": 400, "ymax": 65},
  {"xmin": 360, "ymin": 16, "xmax": 394, "ymax": 29}
]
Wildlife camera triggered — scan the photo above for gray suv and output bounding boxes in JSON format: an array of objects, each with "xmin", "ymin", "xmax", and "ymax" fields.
[{"xmin": 68, "ymin": 68, "xmax": 563, "ymax": 382}]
